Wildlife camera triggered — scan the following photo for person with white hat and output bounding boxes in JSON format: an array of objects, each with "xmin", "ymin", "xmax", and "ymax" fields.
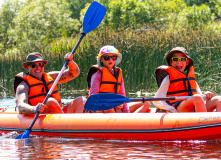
[
  {"xmin": 14, "ymin": 52, "xmax": 86, "ymax": 114},
  {"xmin": 153, "ymin": 47, "xmax": 221, "ymax": 113},
  {"xmin": 86, "ymin": 45, "xmax": 150, "ymax": 113}
]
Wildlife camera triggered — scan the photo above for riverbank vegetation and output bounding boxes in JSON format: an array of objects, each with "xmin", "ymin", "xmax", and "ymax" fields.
[{"xmin": 0, "ymin": 0, "xmax": 221, "ymax": 97}]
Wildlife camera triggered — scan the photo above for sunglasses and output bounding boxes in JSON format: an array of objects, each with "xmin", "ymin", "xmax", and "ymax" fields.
[
  {"xmin": 29, "ymin": 62, "xmax": 45, "ymax": 68},
  {"xmin": 103, "ymin": 56, "xmax": 118, "ymax": 61},
  {"xmin": 171, "ymin": 57, "xmax": 187, "ymax": 62}
]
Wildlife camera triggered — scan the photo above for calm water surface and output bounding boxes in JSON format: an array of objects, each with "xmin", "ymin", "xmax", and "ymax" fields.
[{"xmin": 0, "ymin": 97, "xmax": 221, "ymax": 159}]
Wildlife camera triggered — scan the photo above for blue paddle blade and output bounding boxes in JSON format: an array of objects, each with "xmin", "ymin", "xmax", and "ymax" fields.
[
  {"xmin": 82, "ymin": 1, "xmax": 106, "ymax": 34},
  {"xmin": 84, "ymin": 93, "xmax": 131, "ymax": 111},
  {"xmin": 15, "ymin": 129, "xmax": 30, "ymax": 139}
]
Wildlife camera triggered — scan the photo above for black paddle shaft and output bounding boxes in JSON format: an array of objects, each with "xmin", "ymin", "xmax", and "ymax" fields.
[
  {"xmin": 71, "ymin": 33, "xmax": 86, "ymax": 55},
  {"xmin": 130, "ymin": 97, "xmax": 176, "ymax": 103}
]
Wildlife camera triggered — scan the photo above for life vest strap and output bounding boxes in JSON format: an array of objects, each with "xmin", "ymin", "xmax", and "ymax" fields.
[
  {"xmin": 52, "ymin": 90, "xmax": 59, "ymax": 94},
  {"xmin": 100, "ymin": 81, "xmax": 121, "ymax": 85},
  {"xmin": 46, "ymin": 81, "xmax": 54, "ymax": 85},
  {"xmin": 29, "ymin": 82, "xmax": 43, "ymax": 88},
  {"xmin": 167, "ymin": 89, "xmax": 197, "ymax": 95},
  {"xmin": 166, "ymin": 101, "xmax": 176, "ymax": 106},
  {"xmin": 170, "ymin": 77, "xmax": 195, "ymax": 83},
  {"xmin": 29, "ymin": 93, "xmax": 47, "ymax": 100}
]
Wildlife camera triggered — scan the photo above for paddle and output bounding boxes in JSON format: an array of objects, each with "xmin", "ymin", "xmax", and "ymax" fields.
[
  {"xmin": 15, "ymin": 1, "xmax": 106, "ymax": 139},
  {"xmin": 84, "ymin": 93, "xmax": 206, "ymax": 111}
]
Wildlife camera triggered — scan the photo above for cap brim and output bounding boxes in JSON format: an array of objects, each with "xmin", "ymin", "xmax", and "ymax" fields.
[{"xmin": 22, "ymin": 60, "xmax": 48, "ymax": 69}]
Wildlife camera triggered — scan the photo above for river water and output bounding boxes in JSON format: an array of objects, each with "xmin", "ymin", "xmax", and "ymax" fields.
[{"xmin": 0, "ymin": 97, "xmax": 221, "ymax": 159}]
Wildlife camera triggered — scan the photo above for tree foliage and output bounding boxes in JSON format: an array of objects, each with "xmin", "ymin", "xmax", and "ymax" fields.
[
  {"xmin": 81, "ymin": 0, "xmax": 216, "ymax": 31},
  {"xmin": 0, "ymin": 0, "xmax": 220, "ymax": 55},
  {"xmin": 184, "ymin": 0, "xmax": 221, "ymax": 19},
  {"xmin": 0, "ymin": 0, "xmax": 22, "ymax": 50},
  {"xmin": 176, "ymin": 4, "xmax": 215, "ymax": 29},
  {"xmin": 66, "ymin": 0, "xmax": 93, "ymax": 20},
  {"xmin": 9, "ymin": 0, "xmax": 80, "ymax": 44}
]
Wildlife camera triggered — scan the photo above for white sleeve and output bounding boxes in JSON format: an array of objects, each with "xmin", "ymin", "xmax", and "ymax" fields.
[
  {"xmin": 196, "ymin": 82, "xmax": 202, "ymax": 94},
  {"xmin": 153, "ymin": 75, "xmax": 177, "ymax": 113}
]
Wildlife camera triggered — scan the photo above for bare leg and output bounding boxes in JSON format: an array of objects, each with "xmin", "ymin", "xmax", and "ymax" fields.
[
  {"xmin": 128, "ymin": 101, "xmax": 150, "ymax": 113},
  {"xmin": 66, "ymin": 96, "xmax": 87, "ymax": 113},
  {"xmin": 177, "ymin": 94, "xmax": 206, "ymax": 112},
  {"xmin": 43, "ymin": 97, "xmax": 63, "ymax": 114},
  {"xmin": 205, "ymin": 96, "xmax": 221, "ymax": 112}
]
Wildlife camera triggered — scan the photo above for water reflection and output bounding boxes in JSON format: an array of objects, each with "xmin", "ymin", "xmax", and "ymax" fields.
[{"xmin": 0, "ymin": 137, "xmax": 220, "ymax": 159}]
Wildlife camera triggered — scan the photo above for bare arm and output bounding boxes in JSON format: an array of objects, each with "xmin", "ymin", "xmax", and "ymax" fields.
[
  {"xmin": 48, "ymin": 53, "xmax": 80, "ymax": 84},
  {"xmin": 15, "ymin": 81, "xmax": 34, "ymax": 114},
  {"xmin": 15, "ymin": 81, "xmax": 46, "ymax": 114}
]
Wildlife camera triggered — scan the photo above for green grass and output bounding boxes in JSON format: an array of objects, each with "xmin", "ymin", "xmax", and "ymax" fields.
[{"xmin": 1, "ymin": 26, "xmax": 221, "ymax": 97}]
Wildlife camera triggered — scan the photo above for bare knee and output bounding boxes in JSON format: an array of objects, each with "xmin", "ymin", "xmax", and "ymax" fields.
[
  {"xmin": 207, "ymin": 96, "xmax": 221, "ymax": 112},
  {"xmin": 212, "ymin": 96, "xmax": 221, "ymax": 106},
  {"xmin": 192, "ymin": 94, "xmax": 204, "ymax": 104},
  {"xmin": 132, "ymin": 101, "xmax": 150, "ymax": 113},
  {"xmin": 192, "ymin": 94, "xmax": 206, "ymax": 112},
  {"xmin": 44, "ymin": 97, "xmax": 63, "ymax": 113},
  {"xmin": 46, "ymin": 97, "xmax": 59, "ymax": 106},
  {"xmin": 144, "ymin": 101, "xmax": 150, "ymax": 107},
  {"xmin": 68, "ymin": 96, "xmax": 86, "ymax": 113},
  {"xmin": 75, "ymin": 96, "xmax": 87, "ymax": 105}
]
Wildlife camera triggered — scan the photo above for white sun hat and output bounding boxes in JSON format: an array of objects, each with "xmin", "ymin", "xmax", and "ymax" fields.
[{"xmin": 97, "ymin": 45, "xmax": 122, "ymax": 68}]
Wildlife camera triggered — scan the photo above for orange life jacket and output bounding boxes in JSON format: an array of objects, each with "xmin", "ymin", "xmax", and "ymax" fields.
[
  {"xmin": 156, "ymin": 65, "xmax": 197, "ymax": 106},
  {"xmin": 87, "ymin": 65, "xmax": 122, "ymax": 96},
  {"xmin": 14, "ymin": 72, "xmax": 62, "ymax": 107}
]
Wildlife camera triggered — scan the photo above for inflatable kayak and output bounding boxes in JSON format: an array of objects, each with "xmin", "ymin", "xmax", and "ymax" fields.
[{"xmin": 0, "ymin": 108, "xmax": 221, "ymax": 141}]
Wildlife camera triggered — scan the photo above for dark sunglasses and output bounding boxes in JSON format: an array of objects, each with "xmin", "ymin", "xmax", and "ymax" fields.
[
  {"xmin": 29, "ymin": 62, "xmax": 45, "ymax": 68},
  {"xmin": 171, "ymin": 57, "xmax": 187, "ymax": 62},
  {"xmin": 103, "ymin": 56, "xmax": 118, "ymax": 61}
]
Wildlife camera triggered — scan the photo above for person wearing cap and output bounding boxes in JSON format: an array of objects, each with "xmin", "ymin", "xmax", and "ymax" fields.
[
  {"xmin": 153, "ymin": 47, "xmax": 221, "ymax": 113},
  {"xmin": 86, "ymin": 45, "xmax": 150, "ymax": 113},
  {"xmin": 14, "ymin": 52, "xmax": 86, "ymax": 114}
]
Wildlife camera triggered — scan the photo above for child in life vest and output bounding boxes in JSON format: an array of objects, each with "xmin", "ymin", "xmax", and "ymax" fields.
[
  {"xmin": 87, "ymin": 45, "xmax": 150, "ymax": 113},
  {"xmin": 153, "ymin": 47, "xmax": 221, "ymax": 113}
]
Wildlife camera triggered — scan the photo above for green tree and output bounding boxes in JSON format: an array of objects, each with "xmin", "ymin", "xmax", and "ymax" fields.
[
  {"xmin": 66, "ymin": 0, "xmax": 93, "ymax": 20},
  {"xmin": 145, "ymin": 0, "xmax": 186, "ymax": 26},
  {"xmin": 80, "ymin": 0, "xmax": 154, "ymax": 30},
  {"xmin": 9, "ymin": 0, "xmax": 80, "ymax": 45},
  {"xmin": 80, "ymin": 0, "xmax": 188, "ymax": 30},
  {"xmin": 65, "ymin": 0, "xmax": 93, "ymax": 36},
  {"xmin": 212, "ymin": 0, "xmax": 221, "ymax": 19},
  {"xmin": 184, "ymin": 0, "xmax": 210, "ymax": 6},
  {"xmin": 0, "ymin": 0, "xmax": 22, "ymax": 51},
  {"xmin": 109, "ymin": 0, "xmax": 154, "ymax": 29},
  {"xmin": 184, "ymin": 0, "xmax": 221, "ymax": 19},
  {"xmin": 176, "ymin": 4, "xmax": 215, "ymax": 29}
]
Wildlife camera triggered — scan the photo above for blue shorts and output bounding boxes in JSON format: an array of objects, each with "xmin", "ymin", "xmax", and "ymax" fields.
[{"xmin": 173, "ymin": 100, "xmax": 183, "ymax": 109}]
